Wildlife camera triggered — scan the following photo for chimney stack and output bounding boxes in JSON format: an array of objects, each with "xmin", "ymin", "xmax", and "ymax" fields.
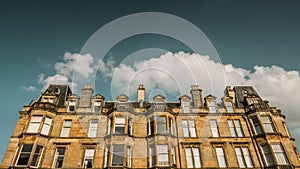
[
  {"xmin": 224, "ymin": 86, "xmax": 235, "ymax": 104},
  {"xmin": 79, "ymin": 84, "xmax": 94, "ymax": 107},
  {"xmin": 137, "ymin": 84, "xmax": 145, "ymax": 102},
  {"xmin": 190, "ymin": 85, "xmax": 203, "ymax": 108}
]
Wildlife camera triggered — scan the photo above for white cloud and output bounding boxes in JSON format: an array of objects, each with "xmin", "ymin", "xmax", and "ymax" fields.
[
  {"xmin": 22, "ymin": 86, "xmax": 39, "ymax": 92},
  {"xmin": 30, "ymin": 51, "xmax": 300, "ymax": 139},
  {"xmin": 35, "ymin": 52, "xmax": 96, "ymax": 92},
  {"xmin": 101, "ymin": 51, "xmax": 300, "ymax": 135},
  {"xmin": 55, "ymin": 52, "xmax": 95, "ymax": 79}
]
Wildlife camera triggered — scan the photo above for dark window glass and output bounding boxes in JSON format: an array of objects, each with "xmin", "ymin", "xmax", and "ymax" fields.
[
  {"xmin": 156, "ymin": 116, "xmax": 167, "ymax": 134},
  {"xmin": 31, "ymin": 145, "xmax": 43, "ymax": 167},
  {"xmin": 16, "ymin": 144, "xmax": 33, "ymax": 166},
  {"xmin": 53, "ymin": 148, "xmax": 65, "ymax": 168},
  {"xmin": 69, "ymin": 105, "xmax": 74, "ymax": 111},
  {"xmin": 112, "ymin": 145, "xmax": 124, "ymax": 166}
]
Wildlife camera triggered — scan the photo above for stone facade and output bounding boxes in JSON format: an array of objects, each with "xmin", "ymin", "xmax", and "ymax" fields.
[{"xmin": 1, "ymin": 84, "xmax": 300, "ymax": 169}]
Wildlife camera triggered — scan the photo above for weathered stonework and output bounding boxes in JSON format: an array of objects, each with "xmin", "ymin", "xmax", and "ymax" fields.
[{"xmin": 1, "ymin": 84, "xmax": 299, "ymax": 169}]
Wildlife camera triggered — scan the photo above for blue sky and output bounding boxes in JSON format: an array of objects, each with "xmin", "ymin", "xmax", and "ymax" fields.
[{"xmin": 0, "ymin": 0, "xmax": 300, "ymax": 160}]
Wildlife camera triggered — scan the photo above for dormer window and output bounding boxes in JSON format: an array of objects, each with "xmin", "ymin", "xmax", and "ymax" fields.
[
  {"xmin": 182, "ymin": 102, "xmax": 190, "ymax": 113},
  {"xmin": 246, "ymin": 98, "xmax": 259, "ymax": 105},
  {"xmin": 225, "ymin": 102, "xmax": 234, "ymax": 113},
  {"xmin": 67, "ymin": 100, "xmax": 76, "ymax": 112},
  {"xmin": 42, "ymin": 97, "xmax": 55, "ymax": 103},
  {"xmin": 93, "ymin": 101, "xmax": 101, "ymax": 112},
  {"xmin": 208, "ymin": 102, "xmax": 216, "ymax": 113},
  {"xmin": 54, "ymin": 87, "xmax": 60, "ymax": 94}
]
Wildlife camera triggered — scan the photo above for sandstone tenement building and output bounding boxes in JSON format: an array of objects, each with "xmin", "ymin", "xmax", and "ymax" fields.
[{"xmin": 1, "ymin": 84, "xmax": 300, "ymax": 169}]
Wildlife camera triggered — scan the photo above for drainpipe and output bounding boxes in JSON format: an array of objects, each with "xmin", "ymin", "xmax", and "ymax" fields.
[
  {"xmin": 175, "ymin": 115, "xmax": 182, "ymax": 169},
  {"xmin": 243, "ymin": 115, "xmax": 263, "ymax": 168}
]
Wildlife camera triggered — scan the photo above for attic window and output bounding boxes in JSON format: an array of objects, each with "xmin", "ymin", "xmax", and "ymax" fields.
[
  {"xmin": 54, "ymin": 87, "xmax": 60, "ymax": 94},
  {"xmin": 243, "ymin": 90, "xmax": 248, "ymax": 97}
]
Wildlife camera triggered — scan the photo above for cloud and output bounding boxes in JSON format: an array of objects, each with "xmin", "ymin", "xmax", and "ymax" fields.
[
  {"xmin": 55, "ymin": 52, "xmax": 95, "ymax": 79},
  {"xmin": 30, "ymin": 51, "xmax": 300, "ymax": 138},
  {"xmin": 100, "ymin": 51, "xmax": 300, "ymax": 134},
  {"xmin": 22, "ymin": 86, "xmax": 39, "ymax": 92},
  {"xmin": 34, "ymin": 52, "xmax": 97, "ymax": 92}
]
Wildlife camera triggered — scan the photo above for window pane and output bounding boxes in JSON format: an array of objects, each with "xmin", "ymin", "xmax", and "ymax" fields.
[
  {"xmin": 234, "ymin": 120, "xmax": 244, "ymax": 137},
  {"xmin": 104, "ymin": 146, "xmax": 109, "ymax": 168},
  {"xmin": 53, "ymin": 148, "xmax": 65, "ymax": 168},
  {"xmin": 127, "ymin": 147, "xmax": 132, "ymax": 167},
  {"xmin": 228, "ymin": 120, "xmax": 237, "ymax": 137},
  {"xmin": 185, "ymin": 148, "xmax": 193, "ymax": 168},
  {"xmin": 216, "ymin": 147, "xmax": 226, "ymax": 168},
  {"xmin": 235, "ymin": 147, "xmax": 246, "ymax": 168},
  {"xmin": 112, "ymin": 145, "xmax": 124, "ymax": 166},
  {"xmin": 261, "ymin": 144, "xmax": 274, "ymax": 166},
  {"xmin": 182, "ymin": 102, "xmax": 190, "ymax": 113},
  {"xmin": 41, "ymin": 117, "xmax": 52, "ymax": 135},
  {"xmin": 210, "ymin": 120, "xmax": 219, "ymax": 137},
  {"xmin": 16, "ymin": 144, "xmax": 33, "ymax": 166},
  {"xmin": 156, "ymin": 116, "xmax": 167, "ymax": 134},
  {"xmin": 27, "ymin": 116, "xmax": 42, "ymax": 133},
  {"xmin": 189, "ymin": 120, "xmax": 196, "ymax": 137},
  {"xmin": 27, "ymin": 123, "xmax": 40, "ymax": 133},
  {"xmin": 271, "ymin": 144, "xmax": 288, "ymax": 165},
  {"xmin": 31, "ymin": 145, "xmax": 43, "ymax": 167},
  {"xmin": 171, "ymin": 147, "xmax": 176, "ymax": 165},
  {"xmin": 193, "ymin": 148, "xmax": 201, "ymax": 168},
  {"xmin": 88, "ymin": 120, "xmax": 98, "ymax": 137},
  {"xmin": 84, "ymin": 149, "xmax": 95, "ymax": 168},
  {"xmin": 251, "ymin": 117, "xmax": 263, "ymax": 135},
  {"xmin": 225, "ymin": 102, "xmax": 234, "ymax": 113},
  {"xmin": 208, "ymin": 102, "xmax": 216, "ymax": 113},
  {"xmin": 60, "ymin": 120, "xmax": 71, "ymax": 137},
  {"xmin": 157, "ymin": 145, "xmax": 169, "ymax": 166},
  {"xmin": 264, "ymin": 124, "xmax": 275, "ymax": 133},
  {"xmin": 114, "ymin": 117, "xmax": 125, "ymax": 134},
  {"xmin": 242, "ymin": 147, "xmax": 253, "ymax": 168}
]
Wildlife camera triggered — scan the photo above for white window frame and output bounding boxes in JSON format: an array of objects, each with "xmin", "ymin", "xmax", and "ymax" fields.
[
  {"xmin": 128, "ymin": 118, "xmax": 133, "ymax": 136},
  {"xmin": 156, "ymin": 116, "xmax": 167, "ymax": 134},
  {"xmin": 30, "ymin": 145, "xmax": 44, "ymax": 168},
  {"xmin": 261, "ymin": 116, "xmax": 275, "ymax": 133},
  {"xmin": 182, "ymin": 120, "xmax": 196, "ymax": 137},
  {"xmin": 225, "ymin": 101, "xmax": 234, "ymax": 113},
  {"xmin": 216, "ymin": 147, "xmax": 227, "ymax": 168},
  {"xmin": 228, "ymin": 119, "xmax": 244, "ymax": 137},
  {"xmin": 182, "ymin": 101, "xmax": 190, "ymax": 113},
  {"xmin": 107, "ymin": 118, "xmax": 111, "ymax": 135},
  {"xmin": 157, "ymin": 145, "xmax": 169, "ymax": 166},
  {"xmin": 88, "ymin": 120, "xmax": 98, "ymax": 137},
  {"xmin": 15, "ymin": 144, "xmax": 33, "ymax": 166},
  {"xmin": 27, "ymin": 116, "xmax": 43, "ymax": 133},
  {"xmin": 271, "ymin": 144, "xmax": 289, "ymax": 165},
  {"xmin": 185, "ymin": 147, "xmax": 201, "ymax": 168},
  {"xmin": 83, "ymin": 148, "xmax": 95, "ymax": 168},
  {"xmin": 208, "ymin": 101, "xmax": 216, "ymax": 113},
  {"xmin": 261, "ymin": 144, "xmax": 274, "ymax": 166},
  {"xmin": 103, "ymin": 145, "xmax": 109, "ymax": 168},
  {"xmin": 251, "ymin": 117, "xmax": 263, "ymax": 135},
  {"xmin": 41, "ymin": 117, "xmax": 52, "ymax": 135},
  {"xmin": 93, "ymin": 101, "xmax": 101, "ymax": 112},
  {"xmin": 235, "ymin": 147, "xmax": 253, "ymax": 168},
  {"xmin": 114, "ymin": 116, "xmax": 126, "ymax": 134},
  {"xmin": 52, "ymin": 147, "xmax": 66, "ymax": 168},
  {"xmin": 127, "ymin": 146, "xmax": 132, "ymax": 168},
  {"xmin": 149, "ymin": 146, "xmax": 155, "ymax": 168},
  {"xmin": 60, "ymin": 120, "xmax": 72, "ymax": 137},
  {"xmin": 171, "ymin": 147, "xmax": 176, "ymax": 166},
  {"xmin": 210, "ymin": 120, "xmax": 220, "ymax": 137},
  {"xmin": 67, "ymin": 100, "xmax": 76, "ymax": 112},
  {"xmin": 111, "ymin": 144, "xmax": 124, "ymax": 166}
]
